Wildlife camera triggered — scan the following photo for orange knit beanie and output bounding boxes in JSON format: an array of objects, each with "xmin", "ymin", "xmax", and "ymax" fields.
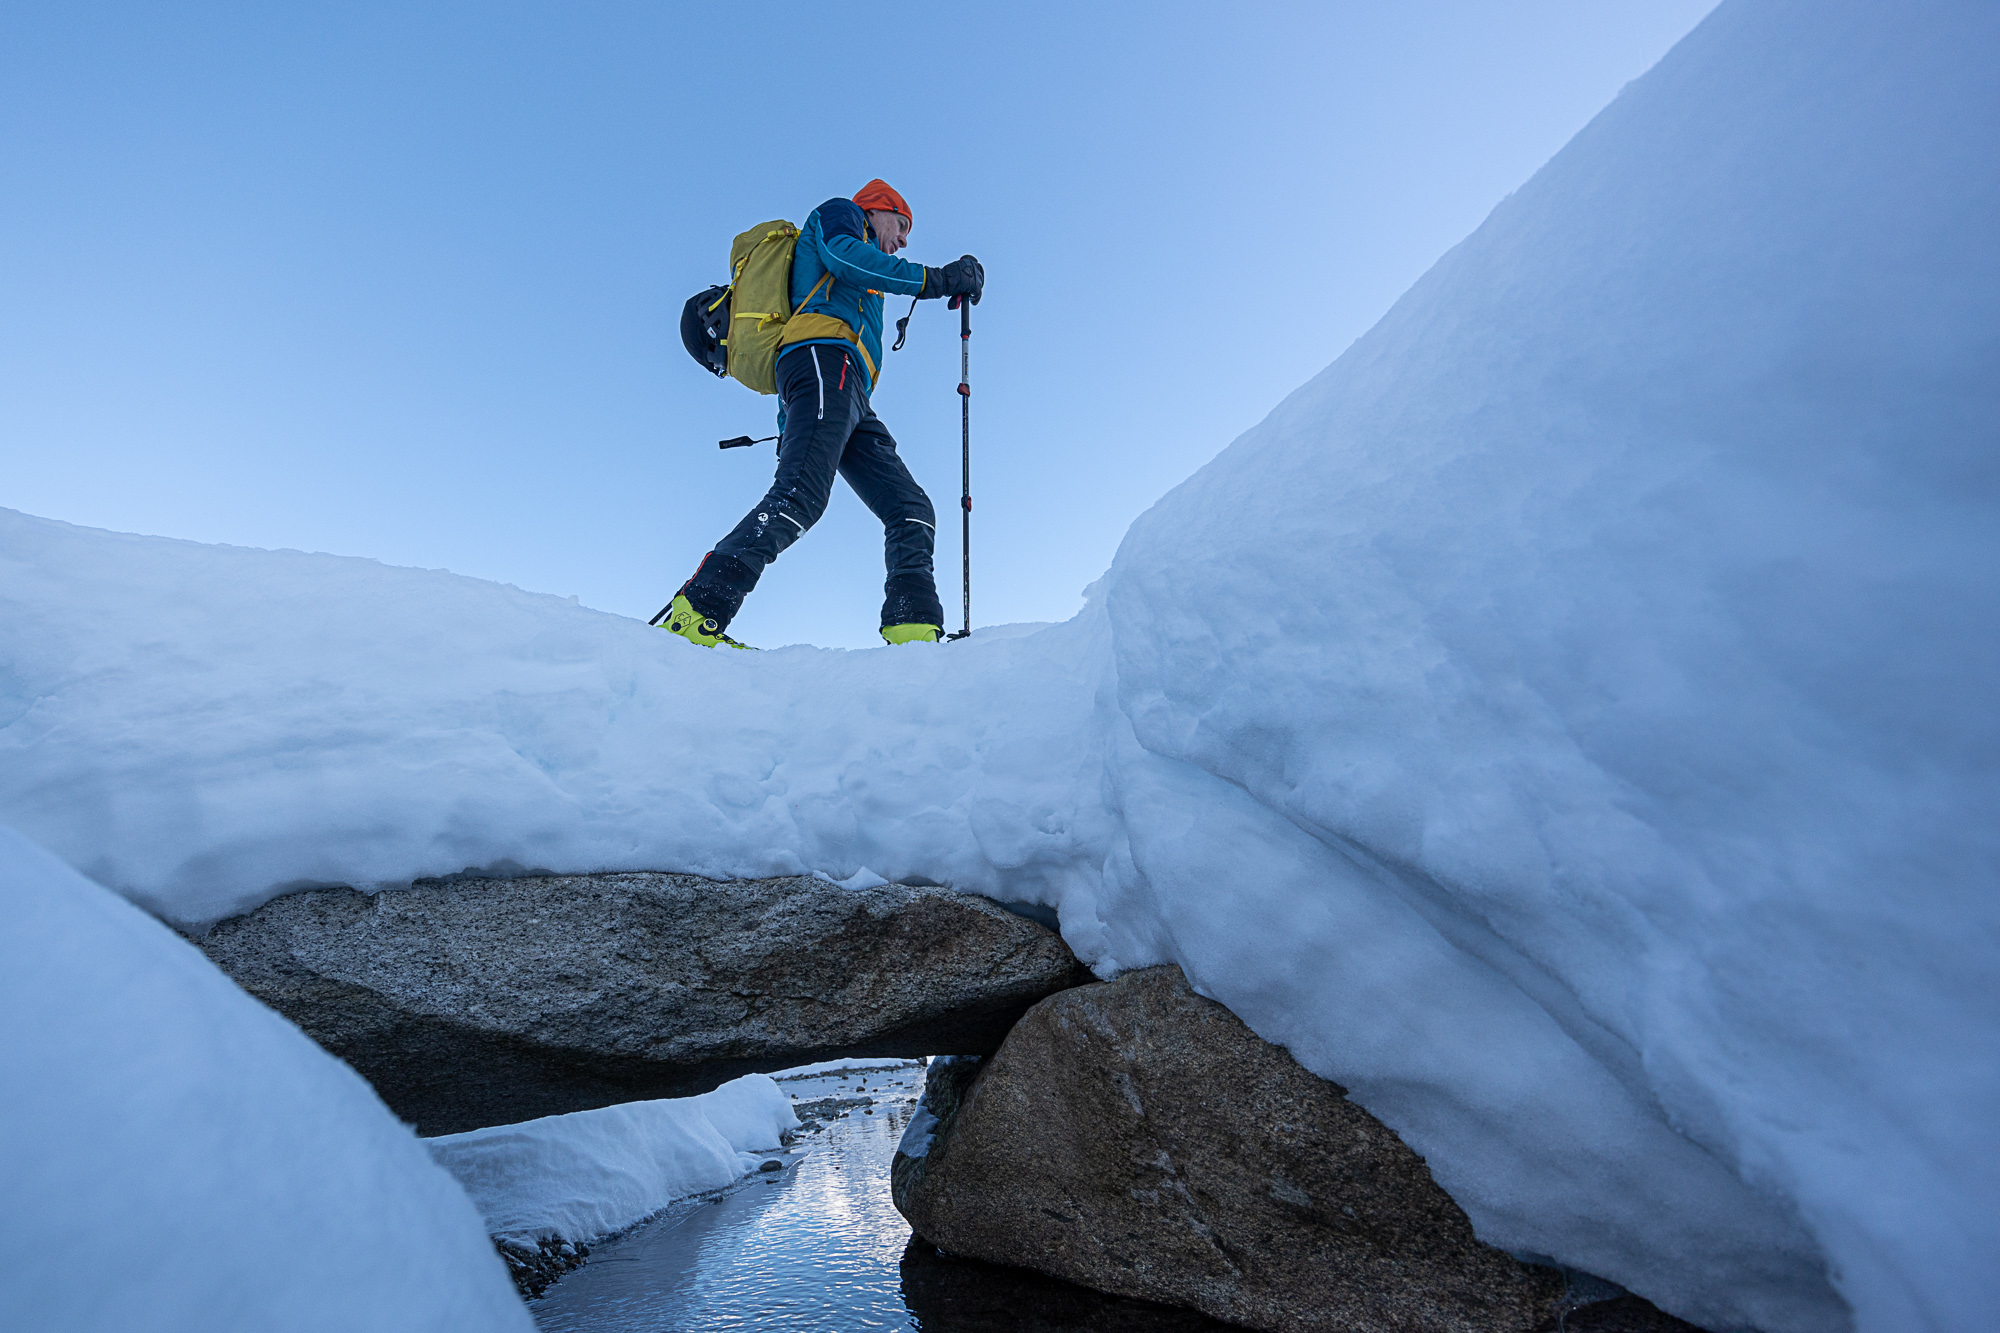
[{"xmin": 852, "ymin": 179, "xmax": 911, "ymax": 222}]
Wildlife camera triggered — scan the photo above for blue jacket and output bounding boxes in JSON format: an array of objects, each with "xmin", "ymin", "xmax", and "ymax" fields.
[{"xmin": 778, "ymin": 197, "xmax": 927, "ymax": 393}]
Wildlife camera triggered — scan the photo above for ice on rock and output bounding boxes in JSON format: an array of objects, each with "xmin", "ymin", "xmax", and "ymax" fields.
[
  {"xmin": 0, "ymin": 826, "xmax": 531, "ymax": 1332},
  {"xmin": 895, "ymin": 1104, "xmax": 939, "ymax": 1162},
  {"xmin": 2, "ymin": 0, "xmax": 1994, "ymax": 1330}
]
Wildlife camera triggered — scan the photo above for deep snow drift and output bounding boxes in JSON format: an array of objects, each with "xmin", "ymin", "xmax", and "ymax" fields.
[
  {"xmin": 0, "ymin": 825, "xmax": 531, "ymax": 1332},
  {"xmin": 428, "ymin": 1075, "xmax": 800, "ymax": 1243},
  {"xmin": 2, "ymin": 0, "xmax": 1994, "ymax": 1329}
]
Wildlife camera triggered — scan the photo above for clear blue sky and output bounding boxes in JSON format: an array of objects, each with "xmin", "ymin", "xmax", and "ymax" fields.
[{"xmin": 2, "ymin": 1, "xmax": 1716, "ymax": 649}]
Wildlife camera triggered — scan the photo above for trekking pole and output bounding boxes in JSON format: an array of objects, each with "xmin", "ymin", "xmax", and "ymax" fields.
[{"xmin": 946, "ymin": 296, "xmax": 972, "ymax": 640}]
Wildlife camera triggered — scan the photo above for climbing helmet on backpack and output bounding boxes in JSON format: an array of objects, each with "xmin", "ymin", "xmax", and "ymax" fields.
[{"xmin": 681, "ymin": 285, "xmax": 731, "ymax": 378}]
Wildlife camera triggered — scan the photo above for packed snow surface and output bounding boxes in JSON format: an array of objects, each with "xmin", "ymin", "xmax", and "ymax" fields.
[
  {"xmin": 426, "ymin": 1075, "xmax": 799, "ymax": 1244},
  {"xmin": 0, "ymin": 825, "xmax": 531, "ymax": 1332},
  {"xmin": 3, "ymin": 1, "xmax": 1995, "ymax": 1330}
]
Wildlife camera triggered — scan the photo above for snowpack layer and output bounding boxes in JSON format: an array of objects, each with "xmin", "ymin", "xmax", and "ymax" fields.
[
  {"xmin": 3, "ymin": 1, "xmax": 1994, "ymax": 1330},
  {"xmin": 427, "ymin": 1074, "xmax": 799, "ymax": 1243},
  {"xmin": 0, "ymin": 826, "xmax": 531, "ymax": 1332}
]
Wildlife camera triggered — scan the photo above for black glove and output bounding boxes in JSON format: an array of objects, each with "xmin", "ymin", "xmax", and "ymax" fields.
[{"xmin": 922, "ymin": 255, "xmax": 984, "ymax": 305}]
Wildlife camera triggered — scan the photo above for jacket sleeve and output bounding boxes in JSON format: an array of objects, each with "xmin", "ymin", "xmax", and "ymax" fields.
[{"xmin": 812, "ymin": 198, "xmax": 928, "ymax": 297}]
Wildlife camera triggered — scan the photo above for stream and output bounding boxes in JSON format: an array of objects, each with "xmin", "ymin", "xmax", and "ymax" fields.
[{"xmin": 529, "ymin": 1061, "xmax": 1233, "ymax": 1332}]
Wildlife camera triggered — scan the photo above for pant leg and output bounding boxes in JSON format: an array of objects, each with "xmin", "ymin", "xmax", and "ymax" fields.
[
  {"xmin": 837, "ymin": 407, "xmax": 945, "ymax": 629},
  {"xmin": 683, "ymin": 345, "xmax": 865, "ymax": 627}
]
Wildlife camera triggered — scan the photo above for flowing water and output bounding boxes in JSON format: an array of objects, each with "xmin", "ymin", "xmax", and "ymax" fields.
[{"xmin": 529, "ymin": 1062, "xmax": 1233, "ymax": 1333}]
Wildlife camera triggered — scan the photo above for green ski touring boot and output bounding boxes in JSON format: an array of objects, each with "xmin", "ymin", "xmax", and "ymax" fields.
[{"xmin": 652, "ymin": 594, "xmax": 755, "ymax": 650}]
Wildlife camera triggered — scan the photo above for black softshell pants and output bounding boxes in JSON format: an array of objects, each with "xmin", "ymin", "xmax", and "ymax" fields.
[{"xmin": 683, "ymin": 343, "xmax": 943, "ymax": 632}]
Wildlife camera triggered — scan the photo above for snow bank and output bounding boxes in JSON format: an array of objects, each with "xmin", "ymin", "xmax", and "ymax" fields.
[
  {"xmin": 0, "ymin": 509, "xmax": 1109, "ymax": 926},
  {"xmin": 425, "ymin": 1075, "xmax": 799, "ymax": 1243},
  {"xmin": 771, "ymin": 1057, "xmax": 922, "ymax": 1080},
  {"xmin": 0, "ymin": 825, "xmax": 531, "ymax": 1332},
  {"xmin": 1087, "ymin": 4, "xmax": 1998, "ymax": 1330},
  {"xmin": 3, "ymin": 0, "xmax": 1993, "ymax": 1329}
]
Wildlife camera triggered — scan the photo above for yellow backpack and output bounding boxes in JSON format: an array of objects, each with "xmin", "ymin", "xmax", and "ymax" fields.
[{"xmin": 680, "ymin": 220, "xmax": 798, "ymax": 396}]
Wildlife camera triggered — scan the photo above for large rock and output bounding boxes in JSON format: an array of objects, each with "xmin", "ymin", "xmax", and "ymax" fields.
[
  {"xmin": 198, "ymin": 872, "xmax": 1092, "ymax": 1135},
  {"xmin": 892, "ymin": 965, "xmax": 1566, "ymax": 1333}
]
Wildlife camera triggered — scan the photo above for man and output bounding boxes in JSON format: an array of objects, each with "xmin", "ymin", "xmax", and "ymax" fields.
[{"xmin": 657, "ymin": 179, "xmax": 984, "ymax": 648}]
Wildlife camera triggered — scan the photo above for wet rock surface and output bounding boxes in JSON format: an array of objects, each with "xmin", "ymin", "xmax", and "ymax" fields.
[
  {"xmin": 892, "ymin": 965, "xmax": 1568, "ymax": 1333},
  {"xmin": 787, "ymin": 1094, "xmax": 875, "ymax": 1133},
  {"xmin": 198, "ymin": 872, "xmax": 1092, "ymax": 1134},
  {"xmin": 496, "ymin": 1234, "xmax": 588, "ymax": 1300}
]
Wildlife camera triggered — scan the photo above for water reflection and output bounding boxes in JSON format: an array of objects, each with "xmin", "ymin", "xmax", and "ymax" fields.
[
  {"xmin": 900, "ymin": 1240, "xmax": 1238, "ymax": 1332},
  {"xmin": 531, "ymin": 1097, "xmax": 913, "ymax": 1330},
  {"xmin": 530, "ymin": 1065, "xmax": 1234, "ymax": 1332}
]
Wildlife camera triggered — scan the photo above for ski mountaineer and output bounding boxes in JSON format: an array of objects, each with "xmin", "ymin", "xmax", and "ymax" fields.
[{"xmin": 657, "ymin": 179, "xmax": 985, "ymax": 649}]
